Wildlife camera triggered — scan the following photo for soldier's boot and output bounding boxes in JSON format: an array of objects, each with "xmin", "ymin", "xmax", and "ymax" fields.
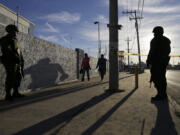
[
  {"xmin": 5, "ymin": 88, "xmax": 13, "ymax": 101},
  {"xmin": 152, "ymin": 84, "xmax": 161, "ymax": 99},
  {"xmin": 13, "ymin": 87, "xmax": 25, "ymax": 98},
  {"xmin": 151, "ymin": 84, "xmax": 164, "ymax": 101}
]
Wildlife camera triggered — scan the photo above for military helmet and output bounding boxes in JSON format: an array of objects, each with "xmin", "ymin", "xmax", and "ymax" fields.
[
  {"xmin": 5, "ymin": 24, "xmax": 19, "ymax": 33},
  {"xmin": 152, "ymin": 26, "xmax": 164, "ymax": 34}
]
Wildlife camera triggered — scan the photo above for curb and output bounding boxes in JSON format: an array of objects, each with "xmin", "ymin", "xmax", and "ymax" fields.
[{"xmin": 168, "ymin": 95, "xmax": 180, "ymax": 118}]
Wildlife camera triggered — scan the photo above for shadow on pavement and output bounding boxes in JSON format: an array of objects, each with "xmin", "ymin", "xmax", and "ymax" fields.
[
  {"xmin": 81, "ymin": 88, "xmax": 138, "ymax": 135},
  {"xmin": 150, "ymin": 99, "xmax": 178, "ymax": 135},
  {"xmin": 14, "ymin": 90, "xmax": 125, "ymax": 135},
  {"xmin": 141, "ymin": 119, "xmax": 146, "ymax": 135},
  {"xmin": 0, "ymin": 75, "xmax": 133, "ymax": 112}
]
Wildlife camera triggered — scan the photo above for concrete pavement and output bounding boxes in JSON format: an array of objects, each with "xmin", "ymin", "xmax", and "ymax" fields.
[
  {"xmin": 0, "ymin": 72, "xmax": 180, "ymax": 135},
  {"xmin": 166, "ymin": 70, "xmax": 180, "ymax": 117}
]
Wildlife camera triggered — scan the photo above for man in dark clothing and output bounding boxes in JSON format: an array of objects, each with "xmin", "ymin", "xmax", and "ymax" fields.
[
  {"xmin": 96, "ymin": 54, "xmax": 107, "ymax": 81},
  {"xmin": 0, "ymin": 24, "xmax": 25, "ymax": 101},
  {"xmin": 81, "ymin": 53, "xmax": 90, "ymax": 81},
  {"xmin": 147, "ymin": 26, "xmax": 171, "ymax": 101}
]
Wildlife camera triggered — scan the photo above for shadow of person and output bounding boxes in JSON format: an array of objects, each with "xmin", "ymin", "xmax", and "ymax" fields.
[
  {"xmin": 13, "ymin": 89, "xmax": 121, "ymax": 135},
  {"xmin": 150, "ymin": 99, "xmax": 178, "ymax": 135},
  {"xmin": 24, "ymin": 58, "xmax": 68, "ymax": 90}
]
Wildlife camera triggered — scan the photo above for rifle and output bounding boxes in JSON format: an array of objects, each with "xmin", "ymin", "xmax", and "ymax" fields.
[
  {"xmin": 0, "ymin": 56, "xmax": 2, "ymax": 63},
  {"xmin": 20, "ymin": 65, "xmax": 24, "ymax": 78},
  {"xmin": 149, "ymin": 65, "xmax": 152, "ymax": 88}
]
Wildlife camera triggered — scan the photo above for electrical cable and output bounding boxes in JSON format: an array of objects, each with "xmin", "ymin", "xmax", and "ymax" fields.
[{"xmin": 138, "ymin": 0, "xmax": 141, "ymax": 12}]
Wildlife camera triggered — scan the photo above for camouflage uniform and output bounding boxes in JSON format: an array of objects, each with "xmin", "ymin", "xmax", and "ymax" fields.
[
  {"xmin": 0, "ymin": 28, "xmax": 24, "ymax": 100},
  {"xmin": 147, "ymin": 26, "xmax": 171, "ymax": 100}
]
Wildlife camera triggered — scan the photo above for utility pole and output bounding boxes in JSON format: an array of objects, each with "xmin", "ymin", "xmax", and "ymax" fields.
[
  {"xmin": 108, "ymin": 0, "xmax": 122, "ymax": 91},
  {"xmin": 125, "ymin": 37, "xmax": 131, "ymax": 66},
  {"xmin": 94, "ymin": 21, "xmax": 101, "ymax": 58},
  {"xmin": 16, "ymin": 6, "xmax": 19, "ymax": 29},
  {"xmin": 122, "ymin": 10, "xmax": 142, "ymax": 69}
]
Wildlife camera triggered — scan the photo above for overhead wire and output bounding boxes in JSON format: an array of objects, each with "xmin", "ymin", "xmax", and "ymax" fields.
[
  {"xmin": 138, "ymin": 0, "xmax": 141, "ymax": 12},
  {"xmin": 139, "ymin": 0, "xmax": 145, "ymax": 28},
  {"xmin": 141, "ymin": 0, "xmax": 145, "ymax": 18},
  {"xmin": 129, "ymin": 0, "xmax": 136, "ymax": 51}
]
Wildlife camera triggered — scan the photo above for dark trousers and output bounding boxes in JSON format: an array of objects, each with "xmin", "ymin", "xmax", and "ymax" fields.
[
  {"xmin": 99, "ymin": 70, "xmax": 106, "ymax": 80},
  {"xmin": 4, "ymin": 64, "xmax": 22, "ymax": 95},
  {"xmin": 82, "ymin": 67, "xmax": 90, "ymax": 81},
  {"xmin": 150, "ymin": 64, "xmax": 167, "ymax": 97}
]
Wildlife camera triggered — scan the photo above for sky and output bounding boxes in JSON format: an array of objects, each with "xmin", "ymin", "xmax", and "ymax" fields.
[{"xmin": 1, "ymin": 0, "xmax": 180, "ymax": 65}]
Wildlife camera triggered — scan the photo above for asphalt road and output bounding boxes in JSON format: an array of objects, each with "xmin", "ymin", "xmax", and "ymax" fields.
[{"xmin": 166, "ymin": 70, "xmax": 180, "ymax": 105}]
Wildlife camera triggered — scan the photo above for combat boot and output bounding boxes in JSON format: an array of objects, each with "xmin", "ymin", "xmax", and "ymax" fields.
[
  {"xmin": 5, "ymin": 94, "xmax": 13, "ymax": 101},
  {"xmin": 13, "ymin": 92, "xmax": 25, "ymax": 98}
]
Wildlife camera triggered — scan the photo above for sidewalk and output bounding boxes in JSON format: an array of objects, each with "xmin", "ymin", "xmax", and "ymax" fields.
[{"xmin": 0, "ymin": 72, "xmax": 180, "ymax": 135}]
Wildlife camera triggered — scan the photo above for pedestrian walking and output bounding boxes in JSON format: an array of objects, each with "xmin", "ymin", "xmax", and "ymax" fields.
[
  {"xmin": 96, "ymin": 54, "xmax": 107, "ymax": 81},
  {"xmin": 0, "ymin": 24, "xmax": 25, "ymax": 101},
  {"xmin": 147, "ymin": 26, "xmax": 171, "ymax": 101},
  {"xmin": 81, "ymin": 53, "xmax": 90, "ymax": 81}
]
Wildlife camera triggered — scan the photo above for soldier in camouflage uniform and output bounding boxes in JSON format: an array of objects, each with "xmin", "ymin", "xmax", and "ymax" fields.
[
  {"xmin": 147, "ymin": 26, "xmax": 171, "ymax": 101},
  {"xmin": 0, "ymin": 24, "xmax": 25, "ymax": 101}
]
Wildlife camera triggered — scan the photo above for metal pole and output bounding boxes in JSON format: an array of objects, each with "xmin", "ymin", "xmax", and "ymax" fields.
[
  {"xmin": 135, "ymin": 66, "xmax": 138, "ymax": 88},
  {"xmin": 98, "ymin": 22, "xmax": 101, "ymax": 58},
  {"xmin": 135, "ymin": 11, "xmax": 141, "ymax": 70},
  {"xmin": 109, "ymin": 0, "xmax": 119, "ymax": 91},
  {"xmin": 94, "ymin": 21, "xmax": 101, "ymax": 58},
  {"xmin": 122, "ymin": 10, "xmax": 142, "ymax": 70},
  {"xmin": 128, "ymin": 39, "xmax": 130, "ymax": 66},
  {"xmin": 16, "ymin": 6, "xmax": 19, "ymax": 29},
  {"xmin": 126, "ymin": 37, "xmax": 131, "ymax": 66}
]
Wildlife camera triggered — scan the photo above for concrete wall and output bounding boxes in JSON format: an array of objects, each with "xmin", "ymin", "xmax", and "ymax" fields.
[
  {"xmin": 0, "ymin": 3, "xmax": 35, "ymax": 35},
  {"xmin": 0, "ymin": 25, "xmax": 98, "ymax": 95}
]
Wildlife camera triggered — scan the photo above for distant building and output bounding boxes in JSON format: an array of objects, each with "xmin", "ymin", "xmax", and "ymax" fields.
[{"xmin": 0, "ymin": 3, "xmax": 35, "ymax": 35}]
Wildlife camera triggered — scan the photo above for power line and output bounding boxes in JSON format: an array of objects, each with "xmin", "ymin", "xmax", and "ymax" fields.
[
  {"xmin": 139, "ymin": 0, "xmax": 145, "ymax": 28},
  {"xmin": 141, "ymin": 0, "xmax": 145, "ymax": 18},
  {"xmin": 138, "ymin": 0, "xmax": 141, "ymax": 12},
  {"xmin": 122, "ymin": 10, "xmax": 143, "ymax": 68},
  {"xmin": 125, "ymin": 37, "xmax": 132, "ymax": 66},
  {"xmin": 130, "ymin": 31, "xmax": 137, "ymax": 50}
]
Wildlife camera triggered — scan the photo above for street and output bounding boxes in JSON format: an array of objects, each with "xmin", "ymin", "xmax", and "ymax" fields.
[{"xmin": 167, "ymin": 70, "xmax": 180, "ymax": 105}]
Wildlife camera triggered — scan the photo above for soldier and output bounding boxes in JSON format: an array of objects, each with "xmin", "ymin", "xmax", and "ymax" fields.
[
  {"xmin": 96, "ymin": 54, "xmax": 107, "ymax": 81},
  {"xmin": 0, "ymin": 24, "xmax": 25, "ymax": 101},
  {"xmin": 147, "ymin": 26, "xmax": 171, "ymax": 101}
]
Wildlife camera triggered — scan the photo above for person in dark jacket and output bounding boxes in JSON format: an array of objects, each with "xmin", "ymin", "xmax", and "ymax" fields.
[
  {"xmin": 147, "ymin": 26, "xmax": 171, "ymax": 101},
  {"xmin": 96, "ymin": 54, "xmax": 107, "ymax": 81},
  {"xmin": 81, "ymin": 53, "xmax": 90, "ymax": 81},
  {"xmin": 0, "ymin": 24, "xmax": 25, "ymax": 101}
]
